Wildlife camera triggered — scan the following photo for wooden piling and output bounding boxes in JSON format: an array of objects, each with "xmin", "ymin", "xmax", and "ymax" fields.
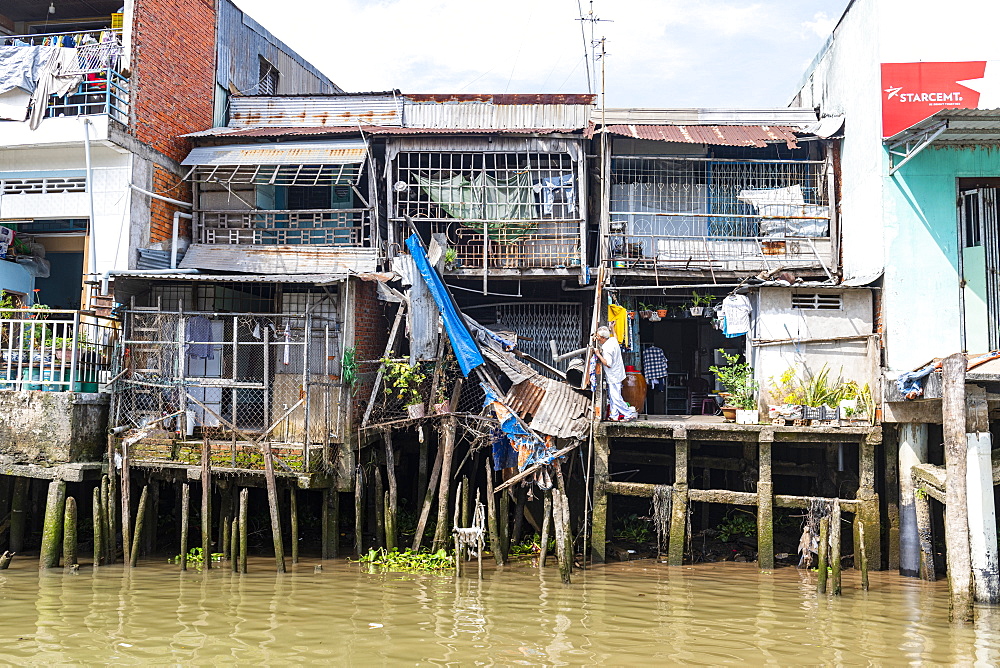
[
  {"xmin": 461, "ymin": 475, "xmax": 470, "ymax": 529},
  {"xmin": 92, "ymin": 487, "xmax": 103, "ymax": 567},
  {"xmin": 551, "ymin": 487, "xmax": 571, "ymax": 584},
  {"xmin": 942, "ymin": 352, "xmax": 974, "ymax": 621},
  {"xmin": 817, "ymin": 515, "xmax": 829, "ymax": 594},
  {"xmin": 914, "ymin": 486, "xmax": 937, "ymax": 581},
  {"xmin": 374, "ymin": 465, "xmax": 385, "ymax": 549},
  {"xmin": 231, "ymin": 516, "xmax": 239, "ymax": 573},
  {"xmin": 591, "ymin": 435, "xmax": 610, "ymax": 564},
  {"xmin": 757, "ymin": 434, "xmax": 774, "ymax": 571},
  {"xmin": 412, "ymin": 446, "xmax": 443, "ymax": 551},
  {"xmin": 121, "ymin": 441, "xmax": 131, "ymax": 567},
  {"xmin": 498, "ymin": 489, "xmax": 511, "ymax": 562},
  {"xmin": 129, "ymin": 485, "xmax": 149, "ymax": 568},
  {"xmin": 201, "ymin": 438, "xmax": 212, "ymax": 570},
  {"xmin": 322, "ymin": 487, "xmax": 338, "ymax": 559},
  {"xmin": 39, "ymin": 480, "xmax": 66, "ymax": 569},
  {"xmin": 180, "ymin": 482, "xmax": 190, "ymax": 571},
  {"xmin": 9, "ymin": 476, "xmax": 28, "ymax": 554},
  {"xmin": 539, "ymin": 489, "xmax": 552, "ymax": 568},
  {"xmin": 512, "ymin": 486, "xmax": 527, "ymax": 546},
  {"xmin": 239, "ymin": 488, "xmax": 248, "ymax": 574},
  {"xmin": 219, "ymin": 486, "xmax": 232, "ymax": 561},
  {"xmin": 105, "ymin": 446, "xmax": 118, "ymax": 564},
  {"xmin": 859, "ymin": 521, "xmax": 870, "ymax": 591},
  {"xmin": 384, "ymin": 433, "xmax": 398, "ymax": 552},
  {"xmin": 418, "ymin": 441, "xmax": 429, "ymax": 504},
  {"xmin": 262, "ymin": 441, "xmax": 285, "ymax": 573},
  {"xmin": 668, "ymin": 438, "xmax": 690, "ymax": 566},
  {"xmin": 63, "ymin": 496, "xmax": 77, "ymax": 568},
  {"xmin": 555, "ymin": 465, "xmax": 573, "ymax": 581},
  {"xmin": 354, "ymin": 465, "xmax": 364, "ymax": 555},
  {"xmin": 830, "ymin": 501, "xmax": 842, "ymax": 596},
  {"xmin": 290, "ymin": 488, "xmax": 299, "ymax": 564},
  {"xmin": 432, "ymin": 416, "xmax": 457, "ymax": 552},
  {"xmin": 146, "ymin": 480, "xmax": 159, "ymax": 556},
  {"xmin": 485, "ymin": 462, "xmax": 505, "ymax": 566},
  {"xmin": 101, "ymin": 475, "xmax": 112, "ymax": 564}
]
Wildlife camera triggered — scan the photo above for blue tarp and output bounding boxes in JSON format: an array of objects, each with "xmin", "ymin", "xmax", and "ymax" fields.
[{"xmin": 405, "ymin": 233, "xmax": 484, "ymax": 376}]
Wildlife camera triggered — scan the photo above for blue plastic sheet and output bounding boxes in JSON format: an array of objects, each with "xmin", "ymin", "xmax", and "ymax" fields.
[{"xmin": 405, "ymin": 233, "xmax": 484, "ymax": 376}]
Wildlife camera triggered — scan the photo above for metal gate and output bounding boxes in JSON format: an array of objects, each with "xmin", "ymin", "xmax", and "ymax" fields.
[
  {"xmin": 495, "ymin": 302, "xmax": 583, "ymax": 370},
  {"xmin": 960, "ymin": 187, "xmax": 1000, "ymax": 349}
]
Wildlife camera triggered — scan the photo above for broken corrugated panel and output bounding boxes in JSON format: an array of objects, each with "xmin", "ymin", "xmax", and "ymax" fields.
[
  {"xmin": 397, "ymin": 254, "xmax": 439, "ymax": 362},
  {"xmin": 179, "ymin": 244, "xmax": 378, "ymax": 274},
  {"xmin": 229, "ymin": 96, "xmax": 403, "ymax": 127},
  {"xmin": 507, "ymin": 379, "xmax": 547, "ymax": 419},
  {"xmin": 506, "ymin": 376, "xmax": 590, "ymax": 440},
  {"xmin": 602, "ymin": 124, "xmax": 800, "ymax": 148}
]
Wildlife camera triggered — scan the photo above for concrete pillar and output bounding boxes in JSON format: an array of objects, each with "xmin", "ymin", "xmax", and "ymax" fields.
[
  {"xmin": 856, "ymin": 436, "xmax": 882, "ymax": 570},
  {"xmin": 668, "ymin": 437, "xmax": 689, "ymax": 566},
  {"xmin": 757, "ymin": 432, "xmax": 774, "ymax": 571},
  {"xmin": 966, "ymin": 431, "xmax": 999, "ymax": 603},
  {"xmin": 591, "ymin": 435, "xmax": 609, "ymax": 563},
  {"xmin": 898, "ymin": 423, "xmax": 928, "ymax": 577}
]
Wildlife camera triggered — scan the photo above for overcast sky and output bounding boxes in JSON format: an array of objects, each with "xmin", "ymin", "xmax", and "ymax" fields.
[{"xmin": 232, "ymin": 0, "xmax": 849, "ymax": 108}]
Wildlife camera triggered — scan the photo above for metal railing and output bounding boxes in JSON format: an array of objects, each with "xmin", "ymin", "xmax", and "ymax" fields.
[
  {"xmin": 2, "ymin": 29, "xmax": 129, "ymax": 123},
  {"xmin": 0, "ymin": 309, "xmax": 118, "ymax": 391},
  {"xmin": 197, "ymin": 209, "xmax": 371, "ymax": 246},
  {"xmin": 426, "ymin": 217, "xmax": 583, "ymax": 271},
  {"xmin": 605, "ymin": 233, "xmax": 833, "ymax": 273}
]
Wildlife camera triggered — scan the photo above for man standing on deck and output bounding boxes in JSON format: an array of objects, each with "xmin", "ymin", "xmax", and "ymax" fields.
[{"xmin": 593, "ymin": 326, "xmax": 637, "ymax": 422}]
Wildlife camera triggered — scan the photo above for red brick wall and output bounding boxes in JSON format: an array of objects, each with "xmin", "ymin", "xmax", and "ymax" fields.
[
  {"xmin": 351, "ymin": 279, "xmax": 390, "ymax": 424},
  {"xmin": 148, "ymin": 165, "xmax": 192, "ymax": 243},
  {"xmin": 130, "ymin": 0, "xmax": 216, "ymax": 164}
]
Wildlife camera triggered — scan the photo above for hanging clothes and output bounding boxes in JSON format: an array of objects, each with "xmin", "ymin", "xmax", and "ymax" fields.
[
  {"xmin": 282, "ymin": 323, "xmax": 292, "ymax": 365},
  {"xmin": 535, "ymin": 173, "xmax": 575, "ymax": 216},
  {"xmin": 185, "ymin": 316, "xmax": 215, "ymax": 360},
  {"xmin": 642, "ymin": 346, "xmax": 669, "ymax": 382},
  {"xmin": 721, "ymin": 293, "xmax": 752, "ymax": 338},
  {"xmin": 607, "ymin": 304, "xmax": 629, "ymax": 349}
]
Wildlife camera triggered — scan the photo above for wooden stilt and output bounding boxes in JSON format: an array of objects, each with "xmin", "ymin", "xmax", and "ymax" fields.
[
  {"xmin": 498, "ymin": 489, "xmax": 511, "ymax": 562},
  {"xmin": 817, "ymin": 515, "xmax": 829, "ymax": 594},
  {"xmin": 859, "ymin": 521, "xmax": 870, "ymax": 591},
  {"xmin": 201, "ymin": 437, "xmax": 212, "ymax": 570},
  {"xmin": 354, "ymin": 465, "xmax": 364, "ymax": 555},
  {"xmin": 322, "ymin": 488, "xmax": 338, "ymax": 559},
  {"xmin": 262, "ymin": 440, "xmax": 286, "ymax": 573},
  {"xmin": 551, "ymin": 487, "xmax": 571, "ymax": 584},
  {"xmin": 830, "ymin": 501, "xmax": 842, "ymax": 596},
  {"xmin": 290, "ymin": 487, "xmax": 299, "ymax": 564},
  {"xmin": 373, "ymin": 464, "xmax": 385, "ymax": 549},
  {"xmin": 129, "ymin": 485, "xmax": 149, "ymax": 568},
  {"xmin": 383, "ymin": 433, "xmax": 398, "ymax": 552},
  {"xmin": 231, "ymin": 516, "xmax": 240, "ymax": 573},
  {"xmin": 461, "ymin": 475, "xmax": 470, "ymax": 529},
  {"xmin": 512, "ymin": 486, "xmax": 527, "ymax": 546},
  {"xmin": 555, "ymin": 465, "xmax": 572, "ymax": 581},
  {"xmin": 107, "ymin": 442, "xmax": 118, "ymax": 564},
  {"xmin": 121, "ymin": 441, "xmax": 132, "ymax": 567},
  {"xmin": 412, "ymin": 446, "xmax": 443, "ymax": 551},
  {"xmin": 101, "ymin": 475, "xmax": 112, "ymax": 564},
  {"xmin": 942, "ymin": 352, "xmax": 973, "ymax": 621},
  {"xmin": 239, "ymin": 488, "xmax": 248, "ymax": 574},
  {"xmin": 432, "ymin": 416, "xmax": 457, "ymax": 552},
  {"xmin": 63, "ymin": 496, "xmax": 77, "ymax": 568},
  {"xmin": 146, "ymin": 480, "xmax": 159, "ymax": 557},
  {"xmin": 92, "ymin": 487, "xmax": 103, "ymax": 567},
  {"xmin": 39, "ymin": 480, "xmax": 66, "ymax": 569},
  {"xmin": 9, "ymin": 476, "xmax": 27, "ymax": 554},
  {"xmin": 180, "ymin": 482, "xmax": 190, "ymax": 571},
  {"xmin": 485, "ymin": 462, "xmax": 505, "ymax": 566},
  {"xmin": 539, "ymin": 489, "xmax": 552, "ymax": 568}
]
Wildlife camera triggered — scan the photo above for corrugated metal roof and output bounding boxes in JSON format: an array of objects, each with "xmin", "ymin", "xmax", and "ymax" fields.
[
  {"xmin": 506, "ymin": 376, "xmax": 590, "ymax": 440},
  {"xmin": 111, "ymin": 272, "xmax": 346, "ymax": 283},
  {"xmin": 182, "ymin": 140, "xmax": 368, "ymax": 166},
  {"xmin": 594, "ymin": 107, "xmax": 818, "ymax": 126},
  {"xmin": 230, "ymin": 95, "xmax": 403, "ymax": 127},
  {"xmin": 407, "ymin": 93, "xmax": 595, "ymax": 105},
  {"xmin": 185, "ymin": 125, "xmax": 581, "ymax": 139},
  {"xmin": 601, "ymin": 124, "xmax": 801, "ymax": 148},
  {"xmin": 404, "ymin": 101, "xmax": 590, "ymax": 130},
  {"xmin": 180, "ymin": 244, "xmax": 378, "ymax": 274},
  {"xmin": 885, "ymin": 108, "xmax": 1000, "ymax": 145}
]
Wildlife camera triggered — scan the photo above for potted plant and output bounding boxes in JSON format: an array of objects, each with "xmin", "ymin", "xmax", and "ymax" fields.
[
  {"xmin": 690, "ymin": 291, "xmax": 717, "ymax": 317},
  {"xmin": 656, "ymin": 305, "xmax": 669, "ymax": 318},
  {"xmin": 444, "ymin": 246, "xmax": 460, "ymax": 270},
  {"xmin": 380, "ymin": 356, "xmax": 427, "ymax": 418},
  {"xmin": 710, "ymin": 350, "xmax": 759, "ymax": 423},
  {"xmin": 637, "ymin": 302, "xmax": 654, "ymax": 320}
]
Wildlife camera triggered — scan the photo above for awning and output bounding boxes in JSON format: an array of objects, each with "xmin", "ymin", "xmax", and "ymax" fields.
[
  {"xmin": 886, "ymin": 109, "xmax": 1000, "ymax": 175},
  {"xmin": 599, "ymin": 124, "xmax": 800, "ymax": 148},
  {"xmin": 182, "ymin": 140, "xmax": 368, "ymax": 186}
]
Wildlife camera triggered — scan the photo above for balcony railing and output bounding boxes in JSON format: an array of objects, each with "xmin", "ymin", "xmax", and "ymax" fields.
[
  {"xmin": 2, "ymin": 29, "xmax": 129, "ymax": 123},
  {"xmin": 0, "ymin": 310, "xmax": 117, "ymax": 392},
  {"xmin": 197, "ymin": 209, "xmax": 371, "ymax": 247},
  {"xmin": 424, "ymin": 217, "xmax": 584, "ymax": 271}
]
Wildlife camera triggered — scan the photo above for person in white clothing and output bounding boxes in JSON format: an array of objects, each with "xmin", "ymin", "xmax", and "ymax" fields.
[{"xmin": 593, "ymin": 326, "xmax": 637, "ymax": 421}]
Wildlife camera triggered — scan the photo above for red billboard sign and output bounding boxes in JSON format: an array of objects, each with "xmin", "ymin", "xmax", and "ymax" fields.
[{"xmin": 881, "ymin": 61, "xmax": 986, "ymax": 137}]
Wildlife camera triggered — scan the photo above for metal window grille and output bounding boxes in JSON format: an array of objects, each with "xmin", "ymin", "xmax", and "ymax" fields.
[
  {"xmin": 494, "ymin": 303, "xmax": 583, "ymax": 370},
  {"xmin": 791, "ymin": 293, "xmax": 842, "ymax": 310},
  {"xmin": 258, "ymin": 57, "xmax": 279, "ymax": 95},
  {"xmin": 391, "ymin": 150, "xmax": 581, "ymax": 270},
  {"xmin": 196, "ymin": 209, "xmax": 370, "ymax": 247}
]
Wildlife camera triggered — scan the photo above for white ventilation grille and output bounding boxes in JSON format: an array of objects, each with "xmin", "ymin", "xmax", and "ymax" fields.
[
  {"xmin": 2, "ymin": 177, "xmax": 87, "ymax": 195},
  {"xmin": 792, "ymin": 293, "xmax": 843, "ymax": 310}
]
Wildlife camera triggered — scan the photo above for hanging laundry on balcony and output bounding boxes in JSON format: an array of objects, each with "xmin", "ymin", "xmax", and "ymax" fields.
[
  {"xmin": 535, "ymin": 173, "xmax": 575, "ymax": 216},
  {"xmin": 28, "ymin": 47, "xmax": 83, "ymax": 129},
  {"xmin": 737, "ymin": 184, "xmax": 830, "ymax": 238},
  {"xmin": 720, "ymin": 293, "xmax": 752, "ymax": 338},
  {"xmin": 0, "ymin": 45, "xmax": 50, "ymax": 120},
  {"xmin": 414, "ymin": 172, "xmax": 537, "ymax": 243}
]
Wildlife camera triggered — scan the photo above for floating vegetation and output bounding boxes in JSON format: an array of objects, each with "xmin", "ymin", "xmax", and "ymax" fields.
[
  {"xmin": 170, "ymin": 547, "xmax": 224, "ymax": 568},
  {"xmin": 355, "ymin": 547, "xmax": 455, "ymax": 573}
]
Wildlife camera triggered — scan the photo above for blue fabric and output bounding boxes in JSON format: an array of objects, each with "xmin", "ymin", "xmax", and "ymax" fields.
[
  {"xmin": 185, "ymin": 315, "xmax": 215, "ymax": 360},
  {"xmin": 491, "ymin": 427, "xmax": 518, "ymax": 471},
  {"xmin": 896, "ymin": 365, "xmax": 935, "ymax": 400},
  {"xmin": 405, "ymin": 233, "xmax": 484, "ymax": 376}
]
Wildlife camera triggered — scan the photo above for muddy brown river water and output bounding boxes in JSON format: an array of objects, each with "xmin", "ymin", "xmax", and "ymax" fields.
[{"xmin": 0, "ymin": 556, "xmax": 997, "ymax": 665}]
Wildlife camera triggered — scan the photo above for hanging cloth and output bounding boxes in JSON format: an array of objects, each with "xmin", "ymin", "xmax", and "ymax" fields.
[
  {"xmin": 607, "ymin": 304, "xmax": 629, "ymax": 349},
  {"xmin": 414, "ymin": 171, "xmax": 537, "ymax": 242},
  {"xmin": 721, "ymin": 294, "xmax": 752, "ymax": 338}
]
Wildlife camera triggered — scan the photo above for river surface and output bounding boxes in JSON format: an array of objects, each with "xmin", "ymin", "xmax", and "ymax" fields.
[{"xmin": 0, "ymin": 555, "xmax": 997, "ymax": 665}]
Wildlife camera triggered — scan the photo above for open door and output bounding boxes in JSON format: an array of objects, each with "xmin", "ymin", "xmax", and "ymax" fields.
[{"xmin": 960, "ymin": 187, "xmax": 1000, "ymax": 351}]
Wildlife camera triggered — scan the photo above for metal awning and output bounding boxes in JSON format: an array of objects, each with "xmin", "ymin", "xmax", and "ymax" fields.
[
  {"xmin": 886, "ymin": 109, "xmax": 1000, "ymax": 175},
  {"xmin": 182, "ymin": 140, "xmax": 368, "ymax": 186}
]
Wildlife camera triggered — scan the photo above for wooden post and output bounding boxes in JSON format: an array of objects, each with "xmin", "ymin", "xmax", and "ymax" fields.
[
  {"xmin": 412, "ymin": 446, "xmax": 443, "ymax": 551},
  {"xmin": 146, "ymin": 479, "xmax": 159, "ymax": 557},
  {"xmin": 942, "ymin": 352, "xmax": 973, "ymax": 621},
  {"xmin": 555, "ymin": 464, "xmax": 573, "ymax": 581},
  {"xmin": 39, "ymin": 480, "xmax": 66, "ymax": 569},
  {"xmin": 914, "ymin": 486, "xmax": 937, "ymax": 581},
  {"xmin": 289, "ymin": 488, "xmax": 299, "ymax": 564},
  {"xmin": 830, "ymin": 501, "xmax": 842, "ymax": 596},
  {"xmin": 262, "ymin": 440, "xmax": 286, "ymax": 573},
  {"xmin": 551, "ymin": 487, "xmax": 572, "ymax": 584},
  {"xmin": 383, "ymin": 433, "xmax": 398, "ymax": 552},
  {"xmin": 668, "ymin": 437, "xmax": 689, "ymax": 566},
  {"xmin": 0, "ymin": 477, "xmax": 9, "ymax": 548},
  {"xmin": 512, "ymin": 486, "xmax": 527, "ymax": 546},
  {"xmin": 106, "ymin": 447, "xmax": 118, "ymax": 564},
  {"xmin": 432, "ymin": 416, "xmax": 457, "ymax": 552},
  {"xmin": 129, "ymin": 485, "xmax": 148, "ymax": 568},
  {"xmin": 817, "ymin": 516, "xmax": 829, "ymax": 594},
  {"xmin": 120, "ymin": 442, "xmax": 131, "ymax": 567},
  {"xmin": 180, "ymin": 482, "xmax": 190, "ymax": 571},
  {"xmin": 498, "ymin": 489, "xmax": 511, "ymax": 562},
  {"xmin": 373, "ymin": 465, "xmax": 385, "ymax": 549},
  {"xmin": 418, "ymin": 441, "xmax": 429, "ymax": 505},
  {"xmin": 461, "ymin": 476, "xmax": 470, "ymax": 529},
  {"xmin": 62, "ymin": 496, "xmax": 77, "ymax": 568},
  {"xmin": 0, "ymin": 551, "xmax": 13, "ymax": 569},
  {"xmin": 9, "ymin": 477, "xmax": 27, "ymax": 554},
  {"xmin": 239, "ymin": 487, "xmax": 248, "ymax": 574},
  {"xmin": 101, "ymin": 475, "xmax": 113, "ymax": 564},
  {"xmin": 757, "ymin": 433, "xmax": 774, "ymax": 571},
  {"xmin": 92, "ymin": 487, "xmax": 103, "ymax": 567},
  {"xmin": 322, "ymin": 488, "xmax": 339, "ymax": 559},
  {"xmin": 859, "ymin": 521, "xmax": 870, "ymax": 591},
  {"xmin": 539, "ymin": 489, "xmax": 552, "ymax": 568},
  {"xmin": 219, "ymin": 485, "xmax": 231, "ymax": 561},
  {"xmin": 884, "ymin": 426, "xmax": 901, "ymax": 573},
  {"xmin": 964, "ymin": 383, "xmax": 999, "ymax": 604},
  {"xmin": 201, "ymin": 438, "xmax": 212, "ymax": 570},
  {"xmin": 231, "ymin": 516, "xmax": 240, "ymax": 573},
  {"xmin": 485, "ymin": 462, "xmax": 504, "ymax": 566},
  {"xmin": 354, "ymin": 465, "xmax": 364, "ymax": 555}
]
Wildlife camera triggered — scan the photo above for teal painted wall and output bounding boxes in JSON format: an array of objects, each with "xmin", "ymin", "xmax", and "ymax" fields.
[
  {"xmin": 0, "ymin": 260, "xmax": 34, "ymax": 299},
  {"xmin": 883, "ymin": 145, "xmax": 1000, "ymax": 371}
]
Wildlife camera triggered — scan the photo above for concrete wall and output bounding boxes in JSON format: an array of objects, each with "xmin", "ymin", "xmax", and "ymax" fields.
[{"xmin": 0, "ymin": 391, "xmax": 109, "ymax": 463}]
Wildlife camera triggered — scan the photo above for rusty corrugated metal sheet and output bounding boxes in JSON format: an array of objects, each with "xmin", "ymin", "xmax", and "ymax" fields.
[
  {"xmin": 506, "ymin": 376, "xmax": 590, "ymax": 440},
  {"xmin": 407, "ymin": 93, "xmax": 595, "ymax": 105},
  {"xmin": 185, "ymin": 126, "xmax": 581, "ymax": 139},
  {"xmin": 180, "ymin": 244, "xmax": 378, "ymax": 274},
  {"xmin": 594, "ymin": 107, "xmax": 818, "ymax": 126},
  {"xmin": 404, "ymin": 101, "xmax": 591, "ymax": 130},
  {"xmin": 230, "ymin": 96, "xmax": 404, "ymax": 128},
  {"xmin": 602, "ymin": 124, "xmax": 800, "ymax": 148}
]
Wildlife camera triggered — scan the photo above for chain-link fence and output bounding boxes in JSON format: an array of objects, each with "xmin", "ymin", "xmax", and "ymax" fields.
[{"xmin": 110, "ymin": 309, "xmax": 345, "ymax": 472}]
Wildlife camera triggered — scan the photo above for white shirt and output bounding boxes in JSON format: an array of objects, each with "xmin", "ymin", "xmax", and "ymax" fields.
[{"xmin": 601, "ymin": 336, "xmax": 626, "ymax": 384}]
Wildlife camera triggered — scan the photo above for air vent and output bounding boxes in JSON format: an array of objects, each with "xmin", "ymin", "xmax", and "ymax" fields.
[
  {"xmin": 792, "ymin": 293, "xmax": 842, "ymax": 310},
  {"xmin": 2, "ymin": 177, "xmax": 87, "ymax": 195}
]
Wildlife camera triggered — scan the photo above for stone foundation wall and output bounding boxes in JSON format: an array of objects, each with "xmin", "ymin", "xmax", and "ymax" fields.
[{"xmin": 0, "ymin": 392, "xmax": 109, "ymax": 464}]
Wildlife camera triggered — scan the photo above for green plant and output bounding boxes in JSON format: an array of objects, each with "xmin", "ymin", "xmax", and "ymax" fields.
[
  {"xmin": 614, "ymin": 514, "xmax": 653, "ymax": 543},
  {"xmin": 381, "ymin": 355, "xmax": 427, "ymax": 407},
  {"xmin": 638, "ymin": 302, "xmax": 654, "ymax": 312},
  {"xmin": 716, "ymin": 511, "xmax": 757, "ymax": 542},
  {"xmin": 690, "ymin": 291, "xmax": 717, "ymax": 307},
  {"xmin": 444, "ymin": 246, "xmax": 458, "ymax": 265},
  {"xmin": 342, "ymin": 346, "xmax": 359, "ymax": 395},
  {"xmin": 710, "ymin": 350, "xmax": 758, "ymax": 410},
  {"xmin": 170, "ymin": 546, "xmax": 223, "ymax": 567},
  {"xmin": 354, "ymin": 547, "xmax": 455, "ymax": 573}
]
